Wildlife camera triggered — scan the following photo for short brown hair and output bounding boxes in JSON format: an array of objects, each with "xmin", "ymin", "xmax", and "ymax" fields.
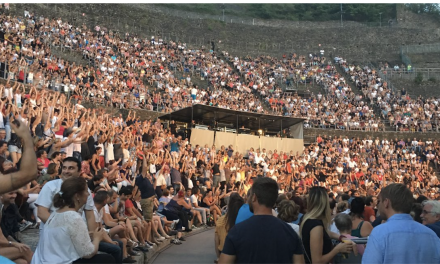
[
  {"xmin": 379, "ymin": 183, "xmax": 413, "ymax": 214},
  {"xmin": 277, "ymin": 200, "xmax": 300, "ymax": 223}
]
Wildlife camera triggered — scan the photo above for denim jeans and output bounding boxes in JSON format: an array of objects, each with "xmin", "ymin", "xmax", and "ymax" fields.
[
  {"xmin": 173, "ymin": 183, "xmax": 181, "ymax": 194},
  {"xmin": 5, "ymin": 124, "xmax": 11, "ymax": 142},
  {"xmin": 99, "ymin": 240, "xmax": 122, "ymax": 263}
]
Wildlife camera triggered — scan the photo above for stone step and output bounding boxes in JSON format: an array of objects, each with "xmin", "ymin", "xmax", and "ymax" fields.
[{"xmin": 19, "ymin": 223, "xmax": 213, "ymax": 264}]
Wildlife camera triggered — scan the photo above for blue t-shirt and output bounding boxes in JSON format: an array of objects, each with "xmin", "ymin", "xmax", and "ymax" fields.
[
  {"xmin": 235, "ymin": 204, "xmax": 253, "ymax": 224},
  {"xmin": 292, "ymin": 212, "xmax": 303, "ymax": 225},
  {"xmin": 0, "ymin": 256, "xmax": 14, "ymax": 263},
  {"xmin": 170, "ymin": 142, "xmax": 179, "ymax": 152}
]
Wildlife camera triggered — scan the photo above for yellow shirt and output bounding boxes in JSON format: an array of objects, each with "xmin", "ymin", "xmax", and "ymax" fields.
[{"xmin": 215, "ymin": 215, "xmax": 227, "ymax": 251}]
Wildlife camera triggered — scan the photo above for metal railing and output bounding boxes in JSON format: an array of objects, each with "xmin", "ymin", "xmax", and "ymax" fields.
[
  {"xmin": 381, "ymin": 68, "xmax": 440, "ymax": 81},
  {"xmin": 401, "ymin": 43, "xmax": 440, "ymax": 55},
  {"xmin": 303, "ymin": 118, "xmax": 439, "ymax": 133}
]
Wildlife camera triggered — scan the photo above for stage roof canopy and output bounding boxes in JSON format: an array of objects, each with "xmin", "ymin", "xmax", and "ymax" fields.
[{"xmin": 159, "ymin": 104, "xmax": 305, "ymax": 133}]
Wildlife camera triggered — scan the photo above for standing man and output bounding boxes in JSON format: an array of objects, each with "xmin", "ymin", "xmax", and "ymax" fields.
[
  {"xmin": 169, "ymin": 120, "xmax": 177, "ymax": 137},
  {"xmin": 420, "ymin": 200, "xmax": 440, "ymax": 238},
  {"xmin": 362, "ymin": 184, "xmax": 440, "ymax": 264},
  {"xmin": 134, "ymin": 154, "xmax": 156, "ymax": 223},
  {"xmin": 219, "ymin": 177, "xmax": 304, "ymax": 264}
]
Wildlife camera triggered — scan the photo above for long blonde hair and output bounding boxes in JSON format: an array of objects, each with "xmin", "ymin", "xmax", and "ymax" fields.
[{"xmin": 299, "ymin": 187, "xmax": 332, "ymax": 237}]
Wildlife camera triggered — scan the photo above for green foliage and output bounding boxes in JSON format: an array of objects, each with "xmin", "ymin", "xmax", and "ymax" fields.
[
  {"xmin": 415, "ymin": 72, "xmax": 424, "ymax": 85},
  {"xmin": 160, "ymin": 4, "xmax": 396, "ymax": 22},
  {"xmin": 429, "ymin": 77, "xmax": 436, "ymax": 83},
  {"xmin": 405, "ymin": 4, "xmax": 440, "ymax": 14}
]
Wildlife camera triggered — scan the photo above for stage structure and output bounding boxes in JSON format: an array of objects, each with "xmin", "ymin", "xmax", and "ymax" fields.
[{"xmin": 160, "ymin": 104, "xmax": 305, "ymax": 156}]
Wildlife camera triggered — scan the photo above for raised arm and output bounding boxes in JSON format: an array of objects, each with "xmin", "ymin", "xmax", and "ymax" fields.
[{"xmin": 0, "ymin": 119, "xmax": 37, "ymax": 193}]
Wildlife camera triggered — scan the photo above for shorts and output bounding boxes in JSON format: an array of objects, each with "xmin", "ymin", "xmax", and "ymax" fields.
[
  {"xmin": 8, "ymin": 145, "xmax": 22, "ymax": 154},
  {"xmin": 140, "ymin": 196, "xmax": 155, "ymax": 222},
  {"xmin": 213, "ymin": 175, "xmax": 221, "ymax": 188}
]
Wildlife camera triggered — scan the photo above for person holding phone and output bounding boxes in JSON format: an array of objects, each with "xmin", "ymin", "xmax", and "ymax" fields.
[{"xmin": 31, "ymin": 177, "xmax": 115, "ymax": 263}]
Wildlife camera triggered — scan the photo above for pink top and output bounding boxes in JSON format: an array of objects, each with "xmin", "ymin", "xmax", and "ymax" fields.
[{"xmin": 341, "ymin": 234, "xmax": 365, "ymax": 256}]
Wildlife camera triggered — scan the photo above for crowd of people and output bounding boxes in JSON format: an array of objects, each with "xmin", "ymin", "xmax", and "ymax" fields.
[
  {"xmin": 0, "ymin": 4, "xmax": 439, "ymax": 264},
  {"xmin": 338, "ymin": 58, "xmax": 440, "ymax": 132},
  {"xmin": 0, "ymin": 8, "xmax": 438, "ymax": 134}
]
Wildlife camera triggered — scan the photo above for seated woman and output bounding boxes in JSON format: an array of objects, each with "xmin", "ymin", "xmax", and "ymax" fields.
[
  {"xmin": 162, "ymin": 190, "xmax": 192, "ymax": 232},
  {"xmin": 201, "ymin": 189, "xmax": 221, "ymax": 225},
  {"xmin": 31, "ymin": 177, "xmax": 114, "ymax": 263},
  {"xmin": 190, "ymin": 187, "xmax": 209, "ymax": 226}
]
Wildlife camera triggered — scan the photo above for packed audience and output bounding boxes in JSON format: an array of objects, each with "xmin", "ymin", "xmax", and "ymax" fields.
[
  {"xmin": 337, "ymin": 57, "xmax": 440, "ymax": 132},
  {"xmin": 0, "ymin": 5, "xmax": 440, "ymax": 264},
  {"xmin": 1, "ymin": 9, "xmax": 438, "ymax": 134}
]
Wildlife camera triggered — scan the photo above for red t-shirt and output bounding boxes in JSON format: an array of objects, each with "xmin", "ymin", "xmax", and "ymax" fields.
[
  {"xmin": 124, "ymin": 199, "xmax": 134, "ymax": 216},
  {"xmin": 37, "ymin": 158, "xmax": 50, "ymax": 168}
]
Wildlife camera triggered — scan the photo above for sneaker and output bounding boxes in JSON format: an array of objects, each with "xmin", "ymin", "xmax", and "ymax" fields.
[
  {"xmin": 30, "ymin": 222, "xmax": 40, "ymax": 229},
  {"xmin": 123, "ymin": 257, "xmax": 137, "ymax": 263},
  {"xmin": 128, "ymin": 250, "xmax": 140, "ymax": 256},
  {"xmin": 134, "ymin": 246, "xmax": 149, "ymax": 252},
  {"xmin": 179, "ymin": 237, "xmax": 186, "ymax": 241},
  {"xmin": 156, "ymin": 236, "xmax": 165, "ymax": 241},
  {"xmin": 19, "ymin": 221, "xmax": 32, "ymax": 232},
  {"xmin": 171, "ymin": 239, "xmax": 182, "ymax": 245}
]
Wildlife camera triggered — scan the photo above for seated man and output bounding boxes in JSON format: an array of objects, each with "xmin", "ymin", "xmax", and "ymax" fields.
[
  {"xmin": 102, "ymin": 189, "xmax": 144, "ymax": 256},
  {"xmin": 91, "ymin": 190, "xmax": 135, "ymax": 263},
  {"xmin": 0, "ymin": 191, "xmax": 33, "ymax": 264},
  {"xmin": 1, "ymin": 190, "xmax": 32, "ymax": 241}
]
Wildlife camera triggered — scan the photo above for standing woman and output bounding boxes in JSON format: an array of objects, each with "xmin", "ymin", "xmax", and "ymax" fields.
[
  {"xmin": 300, "ymin": 187, "xmax": 353, "ymax": 264},
  {"xmin": 350, "ymin": 197, "xmax": 373, "ymax": 238},
  {"xmin": 31, "ymin": 177, "xmax": 115, "ymax": 263},
  {"xmin": 214, "ymin": 193, "xmax": 244, "ymax": 263}
]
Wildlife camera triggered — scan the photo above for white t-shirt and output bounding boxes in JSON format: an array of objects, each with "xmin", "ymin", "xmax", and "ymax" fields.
[
  {"xmin": 31, "ymin": 211, "xmax": 94, "ymax": 264},
  {"xmin": 287, "ymin": 222, "xmax": 300, "ymax": 235},
  {"xmin": 83, "ymin": 205, "xmax": 104, "ymax": 225},
  {"xmin": 35, "ymin": 179, "xmax": 95, "ymax": 231},
  {"xmin": 156, "ymin": 174, "xmax": 166, "ymax": 187},
  {"xmin": 149, "ymin": 164, "xmax": 156, "ymax": 174},
  {"xmin": 190, "ymin": 194, "xmax": 198, "ymax": 207},
  {"xmin": 61, "ymin": 137, "xmax": 73, "ymax": 157}
]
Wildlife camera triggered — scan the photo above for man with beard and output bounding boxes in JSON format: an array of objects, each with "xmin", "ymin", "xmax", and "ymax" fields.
[
  {"xmin": 219, "ymin": 177, "xmax": 304, "ymax": 264},
  {"xmin": 362, "ymin": 184, "xmax": 440, "ymax": 264}
]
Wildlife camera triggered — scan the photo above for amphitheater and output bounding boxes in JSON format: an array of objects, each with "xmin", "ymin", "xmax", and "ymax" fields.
[{"xmin": 2, "ymin": 3, "xmax": 440, "ymax": 264}]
